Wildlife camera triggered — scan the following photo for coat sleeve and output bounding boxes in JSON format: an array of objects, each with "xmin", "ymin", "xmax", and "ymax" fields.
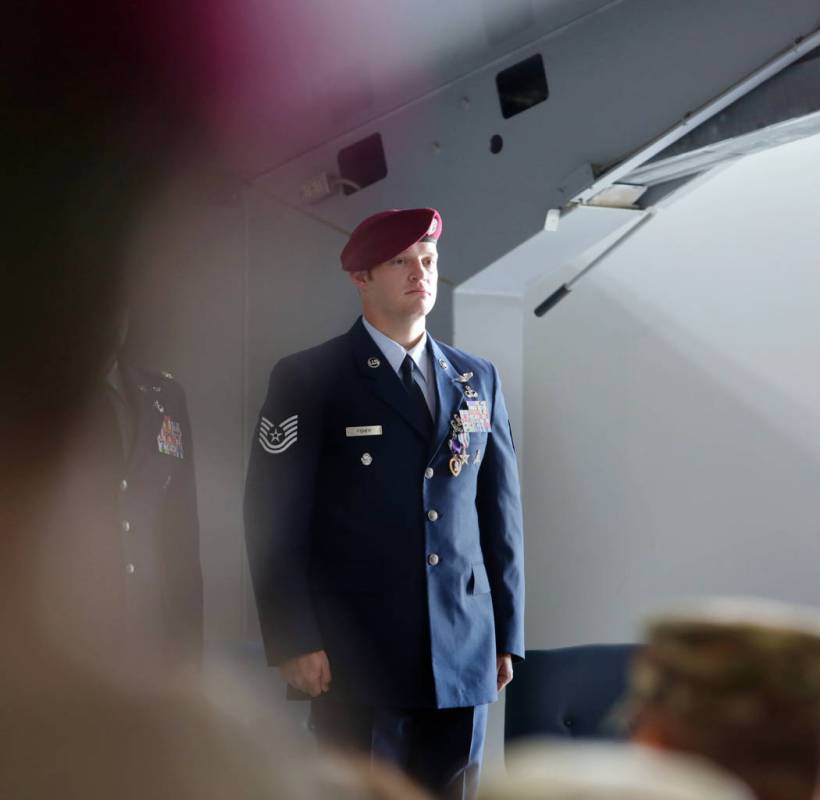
[
  {"xmin": 162, "ymin": 382, "xmax": 204, "ymax": 666},
  {"xmin": 243, "ymin": 358, "xmax": 324, "ymax": 666},
  {"xmin": 476, "ymin": 363, "xmax": 526, "ymax": 661}
]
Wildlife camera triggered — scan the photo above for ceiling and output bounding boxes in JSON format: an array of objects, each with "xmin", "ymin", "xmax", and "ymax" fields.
[{"xmin": 214, "ymin": 0, "xmax": 621, "ymax": 175}]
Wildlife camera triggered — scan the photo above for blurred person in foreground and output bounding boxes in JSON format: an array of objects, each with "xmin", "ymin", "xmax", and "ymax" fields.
[
  {"xmin": 480, "ymin": 742, "xmax": 754, "ymax": 800},
  {"xmin": 1, "ymin": 4, "xmax": 431, "ymax": 799},
  {"xmin": 625, "ymin": 597, "xmax": 820, "ymax": 800},
  {"xmin": 96, "ymin": 309, "xmax": 205, "ymax": 671},
  {"xmin": 2, "ymin": 0, "xmax": 223, "ymax": 686}
]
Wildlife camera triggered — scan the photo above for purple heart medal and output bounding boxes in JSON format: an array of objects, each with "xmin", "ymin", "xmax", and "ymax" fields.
[{"xmin": 448, "ymin": 414, "xmax": 471, "ymax": 477}]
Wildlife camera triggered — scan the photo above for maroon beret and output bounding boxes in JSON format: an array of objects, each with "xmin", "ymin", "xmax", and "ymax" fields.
[{"xmin": 340, "ymin": 208, "xmax": 442, "ymax": 271}]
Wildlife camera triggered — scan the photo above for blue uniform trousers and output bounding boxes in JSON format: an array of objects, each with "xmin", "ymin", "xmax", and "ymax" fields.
[{"xmin": 310, "ymin": 698, "xmax": 487, "ymax": 800}]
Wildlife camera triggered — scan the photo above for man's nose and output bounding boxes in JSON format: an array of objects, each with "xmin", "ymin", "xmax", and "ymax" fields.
[{"xmin": 408, "ymin": 259, "xmax": 425, "ymax": 280}]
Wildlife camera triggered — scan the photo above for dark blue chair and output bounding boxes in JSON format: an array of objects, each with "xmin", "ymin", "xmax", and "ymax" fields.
[{"xmin": 505, "ymin": 644, "xmax": 638, "ymax": 755}]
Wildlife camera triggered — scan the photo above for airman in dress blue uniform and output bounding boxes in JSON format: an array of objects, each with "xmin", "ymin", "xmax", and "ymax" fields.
[
  {"xmin": 244, "ymin": 208, "xmax": 525, "ymax": 798},
  {"xmin": 98, "ymin": 358, "xmax": 204, "ymax": 668}
]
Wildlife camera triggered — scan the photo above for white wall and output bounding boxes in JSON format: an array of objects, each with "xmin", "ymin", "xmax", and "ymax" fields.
[{"xmin": 505, "ymin": 132, "xmax": 820, "ymax": 649}]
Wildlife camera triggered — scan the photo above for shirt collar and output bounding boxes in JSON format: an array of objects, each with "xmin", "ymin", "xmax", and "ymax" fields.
[{"xmin": 361, "ymin": 316, "xmax": 429, "ymax": 382}]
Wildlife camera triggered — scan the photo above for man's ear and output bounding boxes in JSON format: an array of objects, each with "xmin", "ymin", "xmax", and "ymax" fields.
[{"xmin": 348, "ymin": 270, "xmax": 370, "ymax": 290}]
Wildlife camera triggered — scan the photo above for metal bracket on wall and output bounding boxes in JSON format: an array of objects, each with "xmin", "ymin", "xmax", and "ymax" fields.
[
  {"xmin": 571, "ymin": 24, "xmax": 820, "ymax": 206},
  {"xmin": 558, "ymin": 163, "xmax": 595, "ymax": 205},
  {"xmin": 533, "ymin": 209, "xmax": 656, "ymax": 317}
]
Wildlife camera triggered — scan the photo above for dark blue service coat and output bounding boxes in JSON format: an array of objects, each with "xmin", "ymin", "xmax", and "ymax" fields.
[
  {"xmin": 115, "ymin": 363, "xmax": 204, "ymax": 665},
  {"xmin": 244, "ymin": 318, "xmax": 524, "ymax": 708}
]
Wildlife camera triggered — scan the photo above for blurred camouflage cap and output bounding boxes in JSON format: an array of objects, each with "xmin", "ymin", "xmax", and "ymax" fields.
[
  {"xmin": 481, "ymin": 742, "xmax": 754, "ymax": 800},
  {"xmin": 627, "ymin": 597, "xmax": 820, "ymax": 731}
]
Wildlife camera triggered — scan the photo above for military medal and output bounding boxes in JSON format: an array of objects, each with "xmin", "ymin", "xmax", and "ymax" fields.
[
  {"xmin": 456, "ymin": 371, "xmax": 473, "ymax": 384},
  {"xmin": 448, "ymin": 414, "xmax": 471, "ymax": 477},
  {"xmin": 459, "ymin": 400, "xmax": 492, "ymax": 433},
  {"xmin": 157, "ymin": 415, "xmax": 184, "ymax": 459},
  {"xmin": 464, "ymin": 384, "xmax": 479, "ymax": 399}
]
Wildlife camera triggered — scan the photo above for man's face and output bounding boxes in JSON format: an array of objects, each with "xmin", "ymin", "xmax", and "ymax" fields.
[{"xmin": 352, "ymin": 240, "xmax": 438, "ymax": 321}]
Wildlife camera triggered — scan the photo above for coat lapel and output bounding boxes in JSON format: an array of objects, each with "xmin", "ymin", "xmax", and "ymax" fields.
[
  {"xmin": 349, "ymin": 318, "xmax": 432, "ymax": 441},
  {"xmin": 428, "ymin": 337, "xmax": 466, "ymax": 460},
  {"xmin": 120, "ymin": 361, "xmax": 154, "ymax": 474}
]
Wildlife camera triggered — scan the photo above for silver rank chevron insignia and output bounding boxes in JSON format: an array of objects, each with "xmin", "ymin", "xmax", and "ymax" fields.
[
  {"xmin": 157, "ymin": 416, "xmax": 184, "ymax": 458},
  {"xmin": 259, "ymin": 414, "xmax": 298, "ymax": 454}
]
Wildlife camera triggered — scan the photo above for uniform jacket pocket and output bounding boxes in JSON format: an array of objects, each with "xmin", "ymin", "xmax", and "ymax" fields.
[{"xmin": 469, "ymin": 562, "xmax": 491, "ymax": 595}]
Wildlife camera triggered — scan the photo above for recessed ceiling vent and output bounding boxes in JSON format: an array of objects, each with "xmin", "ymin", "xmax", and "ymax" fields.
[{"xmin": 496, "ymin": 53, "xmax": 549, "ymax": 119}]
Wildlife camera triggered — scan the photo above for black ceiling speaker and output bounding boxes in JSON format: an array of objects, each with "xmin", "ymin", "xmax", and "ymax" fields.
[
  {"xmin": 496, "ymin": 53, "xmax": 549, "ymax": 119},
  {"xmin": 337, "ymin": 132, "xmax": 388, "ymax": 196}
]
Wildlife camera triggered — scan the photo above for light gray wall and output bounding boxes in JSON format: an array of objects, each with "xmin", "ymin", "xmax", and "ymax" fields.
[{"xmin": 515, "ymin": 132, "xmax": 820, "ymax": 648}]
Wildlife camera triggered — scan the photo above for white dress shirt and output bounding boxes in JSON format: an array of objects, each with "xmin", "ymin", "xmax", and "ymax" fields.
[{"xmin": 361, "ymin": 316, "xmax": 436, "ymax": 417}]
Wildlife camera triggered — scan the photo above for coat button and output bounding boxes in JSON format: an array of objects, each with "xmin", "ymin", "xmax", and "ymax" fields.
[
  {"xmin": 427, "ymin": 553, "xmax": 440, "ymax": 566},
  {"xmin": 427, "ymin": 509, "xmax": 439, "ymax": 522},
  {"xmin": 121, "ymin": 520, "xmax": 131, "ymax": 533},
  {"xmin": 424, "ymin": 468, "xmax": 434, "ymax": 480},
  {"xmin": 125, "ymin": 563, "xmax": 136, "ymax": 575},
  {"xmin": 120, "ymin": 479, "xmax": 128, "ymax": 491}
]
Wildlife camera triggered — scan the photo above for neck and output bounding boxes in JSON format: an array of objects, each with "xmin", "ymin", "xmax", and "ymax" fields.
[{"xmin": 363, "ymin": 311, "xmax": 426, "ymax": 350}]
